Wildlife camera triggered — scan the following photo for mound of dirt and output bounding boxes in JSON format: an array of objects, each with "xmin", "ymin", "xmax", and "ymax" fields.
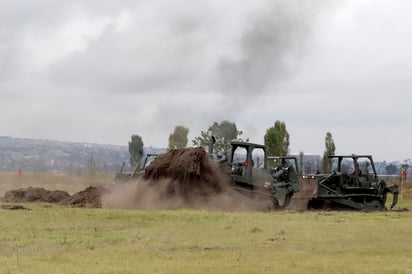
[
  {"xmin": 1, "ymin": 204, "xmax": 30, "ymax": 210},
  {"xmin": 62, "ymin": 186, "xmax": 111, "ymax": 208},
  {"xmin": 1, "ymin": 186, "xmax": 111, "ymax": 208},
  {"xmin": 1, "ymin": 187, "xmax": 70, "ymax": 203},
  {"xmin": 143, "ymin": 147, "xmax": 230, "ymax": 203}
]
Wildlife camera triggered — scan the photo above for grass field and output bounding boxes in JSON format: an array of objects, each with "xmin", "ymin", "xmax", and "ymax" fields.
[{"xmin": 1, "ymin": 173, "xmax": 412, "ymax": 273}]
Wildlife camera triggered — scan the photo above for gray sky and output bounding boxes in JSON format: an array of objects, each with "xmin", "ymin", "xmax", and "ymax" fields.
[{"xmin": 1, "ymin": 0, "xmax": 411, "ymax": 162}]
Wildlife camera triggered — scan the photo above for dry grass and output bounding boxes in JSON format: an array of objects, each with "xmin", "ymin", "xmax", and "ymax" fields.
[
  {"xmin": 0, "ymin": 172, "xmax": 113, "ymax": 196},
  {"xmin": 0, "ymin": 173, "xmax": 411, "ymax": 273}
]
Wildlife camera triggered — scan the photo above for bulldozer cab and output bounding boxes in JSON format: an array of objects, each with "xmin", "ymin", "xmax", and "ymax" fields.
[
  {"xmin": 229, "ymin": 141, "xmax": 271, "ymax": 189},
  {"xmin": 329, "ymin": 155, "xmax": 377, "ymax": 189},
  {"xmin": 313, "ymin": 154, "xmax": 399, "ymax": 210},
  {"xmin": 226, "ymin": 141, "xmax": 301, "ymax": 209}
]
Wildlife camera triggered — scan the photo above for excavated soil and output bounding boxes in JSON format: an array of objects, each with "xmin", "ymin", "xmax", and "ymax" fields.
[
  {"xmin": 63, "ymin": 186, "xmax": 111, "ymax": 208},
  {"xmin": 1, "ymin": 187, "xmax": 71, "ymax": 203},
  {"xmin": 142, "ymin": 147, "xmax": 229, "ymax": 203},
  {"xmin": 1, "ymin": 186, "xmax": 110, "ymax": 208}
]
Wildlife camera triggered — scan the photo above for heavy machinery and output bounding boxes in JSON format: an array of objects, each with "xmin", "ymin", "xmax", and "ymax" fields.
[
  {"xmin": 224, "ymin": 141, "xmax": 299, "ymax": 209},
  {"xmin": 114, "ymin": 154, "xmax": 159, "ymax": 183},
  {"xmin": 223, "ymin": 141, "xmax": 399, "ymax": 210},
  {"xmin": 307, "ymin": 155, "xmax": 399, "ymax": 210},
  {"xmin": 134, "ymin": 138, "xmax": 398, "ymax": 211}
]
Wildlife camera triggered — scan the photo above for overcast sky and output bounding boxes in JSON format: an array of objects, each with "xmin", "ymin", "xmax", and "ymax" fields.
[{"xmin": 1, "ymin": 0, "xmax": 411, "ymax": 161}]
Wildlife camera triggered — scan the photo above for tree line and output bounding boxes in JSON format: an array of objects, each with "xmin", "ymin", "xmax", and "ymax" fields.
[{"xmin": 128, "ymin": 120, "xmax": 336, "ymax": 172}]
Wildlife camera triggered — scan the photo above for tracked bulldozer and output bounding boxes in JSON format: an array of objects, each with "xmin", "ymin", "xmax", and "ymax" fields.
[
  {"xmin": 222, "ymin": 141, "xmax": 399, "ymax": 210},
  {"xmin": 226, "ymin": 141, "xmax": 299, "ymax": 209},
  {"xmin": 307, "ymin": 155, "xmax": 399, "ymax": 210}
]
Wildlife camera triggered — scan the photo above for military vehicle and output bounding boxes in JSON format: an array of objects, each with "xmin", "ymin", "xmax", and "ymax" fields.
[
  {"xmin": 224, "ymin": 141, "xmax": 300, "ymax": 209},
  {"xmin": 127, "ymin": 137, "xmax": 398, "ymax": 211},
  {"xmin": 114, "ymin": 153, "xmax": 159, "ymax": 183},
  {"xmin": 224, "ymin": 141, "xmax": 399, "ymax": 210},
  {"xmin": 307, "ymin": 155, "xmax": 399, "ymax": 210}
]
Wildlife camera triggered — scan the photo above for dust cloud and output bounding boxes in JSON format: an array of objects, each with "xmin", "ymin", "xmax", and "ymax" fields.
[
  {"xmin": 0, "ymin": 178, "xmax": 312, "ymax": 211},
  {"xmin": 101, "ymin": 178, "xmax": 273, "ymax": 211},
  {"xmin": 102, "ymin": 147, "xmax": 273, "ymax": 211}
]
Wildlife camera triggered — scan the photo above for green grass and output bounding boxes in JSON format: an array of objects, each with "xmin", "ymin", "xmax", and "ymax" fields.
[
  {"xmin": 0, "ymin": 205, "xmax": 412, "ymax": 274},
  {"xmin": 1, "ymin": 174, "xmax": 412, "ymax": 273}
]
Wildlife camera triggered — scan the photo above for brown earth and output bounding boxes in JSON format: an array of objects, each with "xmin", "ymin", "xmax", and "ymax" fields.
[
  {"xmin": 62, "ymin": 186, "xmax": 111, "ymax": 208},
  {"xmin": 1, "ymin": 187, "xmax": 71, "ymax": 203},
  {"xmin": 142, "ymin": 147, "xmax": 229, "ymax": 203},
  {"xmin": 1, "ymin": 186, "xmax": 110, "ymax": 208}
]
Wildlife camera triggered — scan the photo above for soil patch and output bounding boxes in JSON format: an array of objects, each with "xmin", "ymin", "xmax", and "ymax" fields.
[
  {"xmin": 62, "ymin": 186, "xmax": 110, "ymax": 208},
  {"xmin": 1, "ymin": 187, "xmax": 70, "ymax": 203},
  {"xmin": 1, "ymin": 186, "xmax": 111, "ymax": 208}
]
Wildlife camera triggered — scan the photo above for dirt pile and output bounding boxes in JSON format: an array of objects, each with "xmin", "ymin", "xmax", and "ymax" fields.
[
  {"xmin": 1, "ymin": 186, "xmax": 110, "ymax": 208},
  {"xmin": 1, "ymin": 187, "xmax": 70, "ymax": 203},
  {"xmin": 62, "ymin": 186, "xmax": 110, "ymax": 208},
  {"xmin": 142, "ymin": 147, "xmax": 229, "ymax": 203}
]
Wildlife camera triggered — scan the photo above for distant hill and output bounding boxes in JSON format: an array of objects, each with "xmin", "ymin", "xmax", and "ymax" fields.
[
  {"xmin": 0, "ymin": 136, "xmax": 407, "ymax": 177},
  {"xmin": 0, "ymin": 136, "xmax": 166, "ymax": 174}
]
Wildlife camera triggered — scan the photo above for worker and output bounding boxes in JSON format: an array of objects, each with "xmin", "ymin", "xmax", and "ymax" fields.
[
  {"xmin": 352, "ymin": 163, "xmax": 362, "ymax": 176},
  {"xmin": 274, "ymin": 159, "xmax": 289, "ymax": 181}
]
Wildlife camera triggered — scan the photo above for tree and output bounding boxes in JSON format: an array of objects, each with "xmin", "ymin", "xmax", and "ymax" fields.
[
  {"xmin": 322, "ymin": 132, "xmax": 336, "ymax": 173},
  {"xmin": 168, "ymin": 125, "xmax": 189, "ymax": 149},
  {"xmin": 385, "ymin": 163, "xmax": 398, "ymax": 175},
  {"xmin": 264, "ymin": 120, "xmax": 290, "ymax": 156},
  {"xmin": 86, "ymin": 154, "xmax": 97, "ymax": 177},
  {"xmin": 192, "ymin": 120, "xmax": 247, "ymax": 155},
  {"xmin": 128, "ymin": 134, "xmax": 144, "ymax": 168},
  {"xmin": 299, "ymin": 151, "xmax": 304, "ymax": 175}
]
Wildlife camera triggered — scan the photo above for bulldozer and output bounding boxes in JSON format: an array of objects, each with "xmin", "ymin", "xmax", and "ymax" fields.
[
  {"xmin": 307, "ymin": 155, "xmax": 399, "ymax": 210},
  {"xmin": 114, "ymin": 153, "xmax": 159, "ymax": 183},
  {"xmin": 226, "ymin": 141, "xmax": 299, "ymax": 209},
  {"xmin": 222, "ymin": 141, "xmax": 399, "ymax": 210}
]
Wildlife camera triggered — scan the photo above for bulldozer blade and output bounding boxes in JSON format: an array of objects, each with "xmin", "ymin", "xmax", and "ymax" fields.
[
  {"xmin": 274, "ymin": 192, "xmax": 294, "ymax": 209},
  {"xmin": 390, "ymin": 192, "xmax": 398, "ymax": 209},
  {"xmin": 385, "ymin": 184, "xmax": 399, "ymax": 209}
]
